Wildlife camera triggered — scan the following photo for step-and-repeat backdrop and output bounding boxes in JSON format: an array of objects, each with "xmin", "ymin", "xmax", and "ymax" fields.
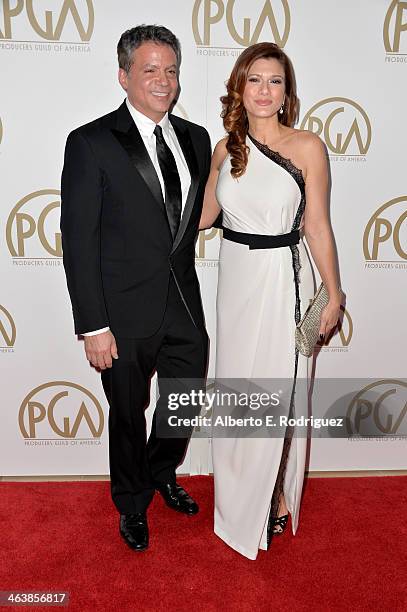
[{"xmin": 1, "ymin": 1, "xmax": 406, "ymax": 476}]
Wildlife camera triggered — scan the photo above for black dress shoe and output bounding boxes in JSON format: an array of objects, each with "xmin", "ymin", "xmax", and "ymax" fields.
[
  {"xmin": 156, "ymin": 483, "xmax": 199, "ymax": 515},
  {"xmin": 119, "ymin": 513, "xmax": 149, "ymax": 551}
]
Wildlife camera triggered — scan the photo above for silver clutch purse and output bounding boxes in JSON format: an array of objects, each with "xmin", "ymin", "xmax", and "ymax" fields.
[{"xmin": 295, "ymin": 283, "xmax": 329, "ymax": 357}]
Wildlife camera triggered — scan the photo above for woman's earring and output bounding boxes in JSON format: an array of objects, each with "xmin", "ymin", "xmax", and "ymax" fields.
[{"xmin": 279, "ymin": 104, "xmax": 284, "ymax": 115}]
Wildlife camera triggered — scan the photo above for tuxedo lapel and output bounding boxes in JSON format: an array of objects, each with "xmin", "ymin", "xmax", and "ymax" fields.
[
  {"xmin": 169, "ymin": 116, "xmax": 200, "ymax": 254},
  {"xmin": 111, "ymin": 102, "xmax": 165, "ymax": 214},
  {"xmin": 110, "ymin": 104, "xmax": 201, "ymax": 251}
]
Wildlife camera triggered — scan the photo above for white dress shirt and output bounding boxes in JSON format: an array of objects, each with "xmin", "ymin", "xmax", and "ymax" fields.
[{"xmin": 83, "ymin": 99, "xmax": 191, "ymax": 337}]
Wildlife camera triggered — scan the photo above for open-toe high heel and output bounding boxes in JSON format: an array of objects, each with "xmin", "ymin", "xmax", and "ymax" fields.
[{"xmin": 273, "ymin": 513, "xmax": 289, "ymax": 535}]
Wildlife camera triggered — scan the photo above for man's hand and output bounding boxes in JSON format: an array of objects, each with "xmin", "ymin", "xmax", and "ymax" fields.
[{"xmin": 84, "ymin": 330, "xmax": 118, "ymax": 370}]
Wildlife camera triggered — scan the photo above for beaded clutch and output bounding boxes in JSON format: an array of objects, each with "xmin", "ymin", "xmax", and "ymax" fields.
[{"xmin": 295, "ymin": 283, "xmax": 329, "ymax": 357}]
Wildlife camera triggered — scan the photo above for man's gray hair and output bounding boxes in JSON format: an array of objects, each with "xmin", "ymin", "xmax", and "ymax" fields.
[{"xmin": 117, "ymin": 25, "xmax": 181, "ymax": 73}]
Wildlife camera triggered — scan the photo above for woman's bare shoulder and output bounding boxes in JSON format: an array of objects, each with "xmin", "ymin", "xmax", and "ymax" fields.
[
  {"xmin": 292, "ymin": 128, "xmax": 326, "ymax": 154},
  {"xmin": 212, "ymin": 137, "xmax": 229, "ymax": 169},
  {"xmin": 213, "ymin": 136, "xmax": 228, "ymax": 156}
]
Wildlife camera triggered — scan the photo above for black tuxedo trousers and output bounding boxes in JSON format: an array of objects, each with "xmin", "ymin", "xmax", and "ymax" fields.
[{"xmin": 102, "ymin": 275, "xmax": 208, "ymax": 514}]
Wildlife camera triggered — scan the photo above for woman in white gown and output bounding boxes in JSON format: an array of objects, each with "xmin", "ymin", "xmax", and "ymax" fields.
[{"xmin": 200, "ymin": 43, "xmax": 342, "ymax": 560}]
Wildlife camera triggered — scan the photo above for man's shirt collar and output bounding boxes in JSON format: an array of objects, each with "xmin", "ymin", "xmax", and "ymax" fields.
[{"xmin": 126, "ymin": 98, "xmax": 170, "ymax": 138}]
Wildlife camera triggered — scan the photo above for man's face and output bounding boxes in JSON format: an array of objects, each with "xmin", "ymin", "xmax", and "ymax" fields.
[{"xmin": 119, "ymin": 41, "xmax": 179, "ymax": 122}]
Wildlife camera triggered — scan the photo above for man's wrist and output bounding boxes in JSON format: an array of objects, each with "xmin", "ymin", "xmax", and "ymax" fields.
[{"xmin": 83, "ymin": 327, "xmax": 110, "ymax": 336}]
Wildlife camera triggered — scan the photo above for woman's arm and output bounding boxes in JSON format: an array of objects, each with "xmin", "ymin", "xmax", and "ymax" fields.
[
  {"xmin": 199, "ymin": 138, "xmax": 228, "ymax": 230},
  {"xmin": 302, "ymin": 133, "xmax": 342, "ymax": 338}
]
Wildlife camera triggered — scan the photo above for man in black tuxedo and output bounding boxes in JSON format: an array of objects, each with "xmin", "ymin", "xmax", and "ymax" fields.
[{"xmin": 60, "ymin": 25, "xmax": 211, "ymax": 551}]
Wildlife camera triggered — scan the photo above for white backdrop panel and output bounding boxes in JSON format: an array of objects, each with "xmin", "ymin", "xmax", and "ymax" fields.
[{"xmin": 0, "ymin": 0, "xmax": 406, "ymax": 475}]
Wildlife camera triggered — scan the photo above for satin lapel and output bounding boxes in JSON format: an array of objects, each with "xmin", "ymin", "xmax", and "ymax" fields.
[
  {"xmin": 169, "ymin": 117, "xmax": 200, "ymax": 254},
  {"xmin": 111, "ymin": 120, "xmax": 165, "ymax": 213}
]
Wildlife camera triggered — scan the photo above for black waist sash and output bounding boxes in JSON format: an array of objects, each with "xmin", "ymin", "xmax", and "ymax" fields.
[{"xmin": 222, "ymin": 227, "xmax": 300, "ymax": 250}]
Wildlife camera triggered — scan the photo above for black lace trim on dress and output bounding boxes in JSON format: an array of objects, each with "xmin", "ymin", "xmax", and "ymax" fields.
[{"xmin": 247, "ymin": 134, "xmax": 306, "ymax": 549}]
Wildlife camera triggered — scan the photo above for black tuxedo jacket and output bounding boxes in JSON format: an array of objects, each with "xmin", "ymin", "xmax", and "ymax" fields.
[{"xmin": 60, "ymin": 101, "xmax": 211, "ymax": 338}]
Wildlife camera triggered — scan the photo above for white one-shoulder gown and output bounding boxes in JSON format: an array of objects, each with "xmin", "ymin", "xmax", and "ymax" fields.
[{"xmin": 212, "ymin": 135, "xmax": 315, "ymax": 560}]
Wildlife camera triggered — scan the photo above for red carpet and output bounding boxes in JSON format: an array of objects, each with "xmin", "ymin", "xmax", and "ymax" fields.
[{"xmin": 0, "ymin": 475, "xmax": 406, "ymax": 611}]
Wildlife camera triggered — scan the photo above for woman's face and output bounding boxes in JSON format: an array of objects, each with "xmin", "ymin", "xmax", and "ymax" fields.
[{"xmin": 242, "ymin": 57, "xmax": 286, "ymax": 120}]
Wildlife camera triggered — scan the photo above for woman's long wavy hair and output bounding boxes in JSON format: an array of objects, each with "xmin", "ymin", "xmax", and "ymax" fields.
[{"xmin": 221, "ymin": 42, "xmax": 299, "ymax": 178}]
